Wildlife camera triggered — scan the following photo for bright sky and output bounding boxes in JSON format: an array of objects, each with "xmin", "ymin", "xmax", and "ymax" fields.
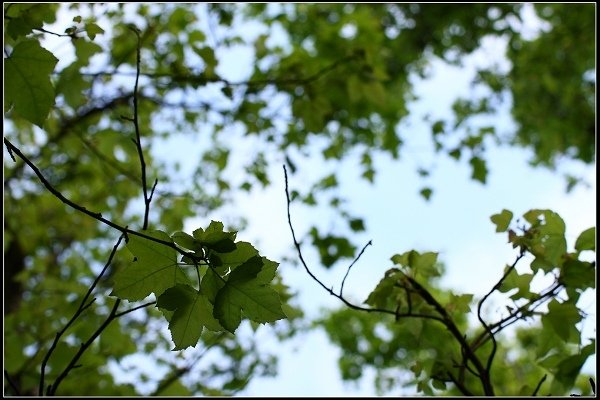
[{"xmin": 38, "ymin": 4, "xmax": 596, "ymax": 396}]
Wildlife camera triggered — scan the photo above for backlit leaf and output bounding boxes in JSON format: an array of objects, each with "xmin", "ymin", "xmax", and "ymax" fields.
[
  {"xmin": 4, "ymin": 40, "xmax": 58, "ymax": 127},
  {"xmin": 111, "ymin": 230, "xmax": 191, "ymax": 301}
]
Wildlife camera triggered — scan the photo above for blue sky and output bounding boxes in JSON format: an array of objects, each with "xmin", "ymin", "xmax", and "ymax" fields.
[{"xmin": 38, "ymin": 4, "xmax": 596, "ymax": 396}]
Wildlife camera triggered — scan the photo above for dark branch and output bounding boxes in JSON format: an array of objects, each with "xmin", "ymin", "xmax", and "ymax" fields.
[
  {"xmin": 340, "ymin": 240, "xmax": 372, "ymax": 297},
  {"xmin": 47, "ymin": 299, "xmax": 121, "ymax": 395},
  {"xmin": 113, "ymin": 301, "xmax": 156, "ymax": 318},
  {"xmin": 40, "ymin": 235, "xmax": 125, "ymax": 395},
  {"xmin": 532, "ymin": 374, "xmax": 547, "ymax": 396},
  {"xmin": 476, "ymin": 251, "xmax": 525, "ymax": 389},
  {"xmin": 4, "ymin": 369, "xmax": 20, "ymax": 395},
  {"xmin": 3, "ymin": 139, "xmax": 195, "ymax": 260},
  {"xmin": 127, "ymin": 27, "xmax": 152, "ymax": 230}
]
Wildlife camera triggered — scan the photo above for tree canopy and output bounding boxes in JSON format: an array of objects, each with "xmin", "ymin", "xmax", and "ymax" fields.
[{"xmin": 3, "ymin": 3, "xmax": 596, "ymax": 396}]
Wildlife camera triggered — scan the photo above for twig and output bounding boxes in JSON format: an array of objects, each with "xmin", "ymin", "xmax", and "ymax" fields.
[
  {"xmin": 39, "ymin": 235, "xmax": 125, "ymax": 395},
  {"xmin": 532, "ymin": 374, "xmax": 547, "ymax": 396},
  {"xmin": 3, "ymin": 139, "xmax": 195, "ymax": 260},
  {"xmin": 4, "ymin": 369, "xmax": 20, "ymax": 395},
  {"xmin": 340, "ymin": 240, "xmax": 372, "ymax": 297},
  {"xmin": 47, "ymin": 299, "xmax": 121, "ymax": 395},
  {"xmin": 475, "ymin": 252, "xmax": 525, "ymax": 392},
  {"xmin": 113, "ymin": 301, "xmax": 156, "ymax": 318},
  {"xmin": 127, "ymin": 27, "xmax": 152, "ymax": 229}
]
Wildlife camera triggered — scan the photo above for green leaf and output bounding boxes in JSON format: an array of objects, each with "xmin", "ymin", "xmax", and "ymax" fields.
[
  {"xmin": 364, "ymin": 268, "xmax": 402, "ymax": 308},
  {"xmin": 349, "ymin": 218, "xmax": 365, "ymax": 232},
  {"xmin": 469, "ymin": 156, "xmax": 488, "ymax": 184},
  {"xmin": 498, "ymin": 268, "xmax": 533, "ymax": 300},
  {"xmin": 490, "ymin": 209, "xmax": 513, "ymax": 232},
  {"xmin": 172, "ymin": 231, "xmax": 199, "ymax": 251},
  {"xmin": 192, "ymin": 220, "xmax": 237, "ymax": 253},
  {"xmin": 111, "ymin": 230, "xmax": 191, "ymax": 301},
  {"xmin": 552, "ymin": 342, "xmax": 595, "ymax": 390},
  {"xmin": 157, "ymin": 284, "xmax": 223, "ymax": 350},
  {"xmin": 541, "ymin": 299, "xmax": 582, "ymax": 342},
  {"xmin": 84, "ymin": 22, "xmax": 105, "ymax": 40},
  {"xmin": 447, "ymin": 293, "xmax": 473, "ymax": 314},
  {"xmin": 4, "ymin": 40, "xmax": 58, "ymax": 127},
  {"xmin": 420, "ymin": 187, "xmax": 433, "ymax": 201},
  {"xmin": 560, "ymin": 259, "xmax": 595, "ymax": 290},
  {"xmin": 214, "ymin": 256, "xmax": 286, "ymax": 333},
  {"xmin": 575, "ymin": 227, "xmax": 595, "ymax": 252}
]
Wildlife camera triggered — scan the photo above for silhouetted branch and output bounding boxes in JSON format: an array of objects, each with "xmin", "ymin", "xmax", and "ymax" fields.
[
  {"xmin": 283, "ymin": 165, "xmax": 494, "ymax": 395},
  {"xmin": 475, "ymin": 251, "xmax": 525, "ymax": 389},
  {"xmin": 4, "ymin": 369, "xmax": 20, "ymax": 395},
  {"xmin": 39, "ymin": 234, "xmax": 126, "ymax": 395},
  {"xmin": 113, "ymin": 301, "xmax": 156, "ymax": 318},
  {"xmin": 532, "ymin": 374, "xmax": 547, "ymax": 396},
  {"xmin": 340, "ymin": 240, "xmax": 372, "ymax": 297}
]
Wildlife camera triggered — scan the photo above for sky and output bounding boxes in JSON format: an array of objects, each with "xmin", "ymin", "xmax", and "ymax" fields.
[{"xmin": 36, "ymin": 4, "xmax": 596, "ymax": 396}]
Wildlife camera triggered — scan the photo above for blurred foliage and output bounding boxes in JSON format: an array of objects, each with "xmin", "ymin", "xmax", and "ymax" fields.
[{"xmin": 3, "ymin": 2, "xmax": 595, "ymax": 396}]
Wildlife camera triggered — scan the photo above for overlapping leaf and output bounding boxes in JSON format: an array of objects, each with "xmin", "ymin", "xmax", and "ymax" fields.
[
  {"xmin": 213, "ymin": 256, "xmax": 286, "ymax": 333},
  {"xmin": 111, "ymin": 230, "xmax": 191, "ymax": 301},
  {"xmin": 156, "ymin": 284, "xmax": 222, "ymax": 350}
]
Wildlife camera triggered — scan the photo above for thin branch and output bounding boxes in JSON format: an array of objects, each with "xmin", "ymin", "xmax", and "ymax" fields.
[
  {"xmin": 4, "ymin": 369, "xmax": 20, "ymax": 395},
  {"xmin": 127, "ymin": 26, "xmax": 152, "ymax": 230},
  {"xmin": 470, "ymin": 280, "xmax": 562, "ymax": 352},
  {"xmin": 284, "ymin": 164, "xmax": 497, "ymax": 395},
  {"xmin": 39, "ymin": 234, "xmax": 125, "ymax": 395},
  {"xmin": 3, "ymin": 139, "xmax": 195, "ymax": 260},
  {"xmin": 340, "ymin": 240, "xmax": 372, "ymax": 297},
  {"xmin": 475, "ymin": 252, "xmax": 525, "ymax": 389},
  {"xmin": 406, "ymin": 275, "xmax": 493, "ymax": 395},
  {"xmin": 47, "ymin": 299, "xmax": 121, "ymax": 395},
  {"xmin": 5, "ymin": 93, "xmax": 135, "ymax": 185},
  {"xmin": 532, "ymin": 374, "xmax": 547, "ymax": 396},
  {"xmin": 445, "ymin": 370, "xmax": 474, "ymax": 396},
  {"xmin": 113, "ymin": 301, "xmax": 156, "ymax": 318}
]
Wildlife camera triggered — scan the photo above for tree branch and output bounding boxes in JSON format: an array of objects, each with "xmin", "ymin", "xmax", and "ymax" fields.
[
  {"xmin": 532, "ymin": 374, "xmax": 547, "ymax": 396},
  {"xmin": 475, "ymin": 251, "xmax": 525, "ymax": 391},
  {"xmin": 3, "ymin": 139, "xmax": 196, "ymax": 260},
  {"xmin": 4, "ymin": 369, "xmax": 21, "ymax": 395},
  {"xmin": 39, "ymin": 234, "xmax": 126, "ymax": 395},
  {"xmin": 340, "ymin": 240, "xmax": 372, "ymax": 297}
]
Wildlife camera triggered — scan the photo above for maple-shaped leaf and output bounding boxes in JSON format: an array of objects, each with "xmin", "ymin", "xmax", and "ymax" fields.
[
  {"xmin": 111, "ymin": 230, "xmax": 191, "ymax": 301},
  {"xmin": 213, "ymin": 256, "xmax": 286, "ymax": 333},
  {"xmin": 192, "ymin": 220, "xmax": 237, "ymax": 253},
  {"xmin": 4, "ymin": 40, "xmax": 58, "ymax": 127},
  {"xmin": 157, "ymin": 284, "xmax": 223, "ymax": 350}
]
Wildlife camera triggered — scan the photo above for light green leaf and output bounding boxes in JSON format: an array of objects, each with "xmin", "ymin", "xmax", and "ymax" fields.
[
  {"xmin": 84, "ymin": 22, "xmax": 105, "ymax": 41},
  {"xmin": 4, "ymin": 40, "xmax": 58, "ymax": 127},
  {"xmin": 541, "ymin": 299, "xmax": 582, "ymax": 342},
  {"xmin": 490, "ymin": 209, "xmax": 513, "ymax": 232},
  {"xmin": 575, "ymin": 227, "xmax": 595, "ymax": 252},
  {"xmin": 111, "ymin": 230, "xmax": 191, "ymax": 301}
]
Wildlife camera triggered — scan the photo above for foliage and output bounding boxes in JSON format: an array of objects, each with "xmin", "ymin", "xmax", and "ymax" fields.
[
  {"xmin": 309, "ymin": 207, "xmax": 595, "ymax": 396},
  {"xmin": 3, "ymin": 2, "xmax": 595, "ymax": 396}
]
